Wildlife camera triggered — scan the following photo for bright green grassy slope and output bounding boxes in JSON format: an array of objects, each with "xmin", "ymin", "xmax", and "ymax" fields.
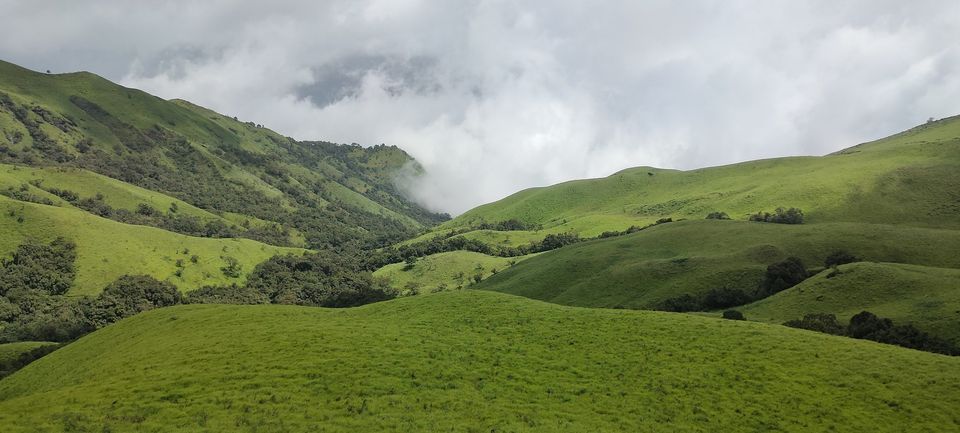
[
  {"xmin": 0, "ymin": 342, "xmax": 57, "ymax": 365},
  {"xmin": 477, "ymin": 219, "xmax": 960, "ymax": 309},
  {"xmin": 425, "ymin": 115, "xmax": 960, "ymax": 244},
  {"xmin": 373, "ymin": 251, "xmax": 532, "ymax": 291},
  {"xmin": 0, "ymin": 195, "xmax": 303, "ymax": 295},
  {"xmin": 0, "ymin": 291, "xmax": 958, "ymax": 432},
  {"xmin": 737, "ymin": 262, "xmax": 960, "ymax": 344}
]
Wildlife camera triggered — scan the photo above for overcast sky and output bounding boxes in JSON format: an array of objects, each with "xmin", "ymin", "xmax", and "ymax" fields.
[{"xmin": 2, "ymin": 1, "xmax": 959, "ymax": 214}]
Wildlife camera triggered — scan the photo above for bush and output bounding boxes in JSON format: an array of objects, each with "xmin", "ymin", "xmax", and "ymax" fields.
[
  {"xmin": 0, "ymin": 237, "xmax": 77, "ymax": 296},
  {"xmin": 220, "ymin": 256, "xmax": 242, "ymax": 278},
  {"xmin": 749, "ymin": 207, "xmax": 804, "ymax": 224},
  {"xmin": 100, "ymin": 275, "xmax": 182, "ymax": 317},
  {"xmin": 246, "ymin": 252, "xmax": 394, "ymax": 307},
  {"xmin": 825, "ymin": 250, "xmax": 860, "ymax": 268},
  {"xmin": 705, "ymin": 212, "xmax": 730, "ymax": 220},
  {"xmin": 659, "ymin": 294, "xmax": 702, "ymax": 312},
  {"xmin": 722, "ymin": 310, "xmax": 745, "ymax": 320},
  {"xmin": 185, "ymin": 284, "xmax": 269, "ymax": 305},
  {"xmin": 760, "ymin": 257, "xmax": 808, "ymax": 295},
  {"xmin": 784, "ymin": 313, "xmax": 844, "ymax": 335},
  {"xmin": 702, "ymin": 288, "xmax": 754, "ymax": 310}
]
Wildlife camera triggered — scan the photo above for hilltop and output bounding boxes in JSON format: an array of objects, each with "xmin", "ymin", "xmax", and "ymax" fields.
[{"xmin": 1, "ymin": 290, "xmax": 958, "ymax": 432}]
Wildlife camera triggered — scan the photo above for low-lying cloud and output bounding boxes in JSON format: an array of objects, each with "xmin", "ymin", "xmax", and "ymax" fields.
[{"xmin": 2, "ymin": 0, "xmax": 959, "ymax": 214}]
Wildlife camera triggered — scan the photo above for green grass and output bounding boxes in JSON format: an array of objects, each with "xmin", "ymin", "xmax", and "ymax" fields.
[
  {"xmin": 0, "ymin": 290, "xmax": 957, "ymax": 432},
  {"xmin": 0, "ymin": 195, "xmax": 303, "ymax": 295},
  {"xmin": 373, "ymin": 251, "xmax": 531, "ymax": 292},
  {"xmin": 0, "ymin": 342, "xmax": 57, "ymax": 365},
  {"xmin": 0, "ymin": 163, "xmax": 229, "ymax": 223},
  {"xmin": 736, "ymin": 262, "xmax": 960, "ymax": 344},
  {"xmin": 413, "ymin": 115, "xmax": 960, "ymax": 245},
  {"xmin": 477, "ymin": 220, "xmax": 960, "ymax": 309},
  {"xmin": 0, "ymin": 59, "xmax": 434, "ymax": 234}
]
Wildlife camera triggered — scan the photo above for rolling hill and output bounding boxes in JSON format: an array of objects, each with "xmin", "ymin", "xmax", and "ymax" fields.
[
  {"xmin": 737, "ymin": 262, "xmax": 960, "ymax": 344},
  {"xmin": 1, "ymin": 290, "xmax": 958, "ymax": 432},
  {"xmin": 0, "ymin": 194, "xmax": 303, "ymax": 295},
  {"xmin": 474, "ymin": 220, "xmax": 960, "ymax": 309},
  {"xmin": 415, "ymin": 115, "xmax": 960, "ymax": 245}
]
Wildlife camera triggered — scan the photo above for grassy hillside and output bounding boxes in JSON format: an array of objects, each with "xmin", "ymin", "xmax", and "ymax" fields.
[
  {"xmin": 738, "ymin": 262, "xmax": 960, "ymax": 344},
  {"xmin": 373, "ymin": 251, "xmax": 532, "ymax": 292},
  {"xmin": 0, "ymin": 195, "xmax": 302, "ymax": 295},
  {"xmin": 0, "ymin": 290, "xmax": 958, "ymax": 432},
  {"xmin": 476, "ymin": 220, "xmax": 960, "ymax": 309},
  {"xmin": 418, "ymin": 115, "xmax": 960, "ymax": 245},
  {"xmin": 0, "ymin": 60, "xmax": 445, "ymax": 251}
]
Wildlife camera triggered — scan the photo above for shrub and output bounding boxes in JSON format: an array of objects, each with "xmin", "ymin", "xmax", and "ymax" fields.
[
  {"xmin": 825, "ymin": 250, "xmax": 860, "ymax": 268},
  {"xmin": 760, "ymin": 257, "xmax": 808, "ymax": 295},
  {"xmin": 659, "ymin": 294, "xmax": 702, "ymax": 312},
  {"xmin": 100, "ymin": 275, "xmax": 182, "ymax": 317},
  {"xmin": 184, "ymin": 284, "xmax": 269, "ymax": 305},
  {"xmin": 246, "ymin": 252, "xmax": 394, "ymax": 308},
  {"xmin": 0, "ymin": 237, "xmax": 77, "ymax": 296},
  {"xmin": 705, "ymin": 212, "xmax": 730, "ymax": 220},
  {"xmin": 784, "ymin": 313, "xmax": 844, "ymax": 335},
  {"xmin": 702, "ymin": 288, "xmax": 754, "ymax": 310},
  {"xmin": 749, "ymin": 207, "xmax": 804, "ymax": 224},
  {"xmin": 220, "ymin": 256, "xmax": 242, "ymax": 278},
  {"xmin": 722, "ymin": 310, "xmax": 745, "ymax": 320}
]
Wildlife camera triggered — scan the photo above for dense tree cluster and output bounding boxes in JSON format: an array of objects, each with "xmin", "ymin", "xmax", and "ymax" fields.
[
  {"xmin": 705, "ymin": 211, "xmax": 731, "ymax": 220},
  {"xmin": 246, "ymin": 252, "xmax": 394, "ymax": 307},
  {"xmin": 785, "ymin": 311, "xmax": 958, "ymax": 355},
  {"xmin": 760, "ymin": 257, "xmax": 808, "ymax": 295},
  {"xmin": 0, "ymin": 237, "xmax": 76, "ymax": 296},
  {"xmin": 748, "ymin": 207, "xmax": 804, "ymax": 224},
  {"xmin": 660, "ymin": 287, "xmax": 759, "ymax": 313}
]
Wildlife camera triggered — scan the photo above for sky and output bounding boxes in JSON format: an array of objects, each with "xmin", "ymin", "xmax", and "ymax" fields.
[{"xmin": 2, "ymin": 1, "xmax": 959, "ymax": 214}]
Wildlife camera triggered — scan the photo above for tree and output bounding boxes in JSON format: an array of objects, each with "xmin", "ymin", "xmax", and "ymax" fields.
[
  {"xmin": 0, "ymin": 237, "xmax": 76, "ymax": 296},
  {"xmin": 100, "ymin": 275, "xmax": 181, "ymax": 317},
  {"xmin": 760, "ymin": 257, "xmax": 808, "ymax": 295},
  {"xmin": 705, "ymin": 212, "xmax": 730, "ymax": 220},
  {"xmin": 220, "ymin": 256, "xmax": 242, "ymax": 278},
  {"xmin": 783, "ymin": 313, "xmax": 844, "ymax": 335},
  {"xmin": 246, "ymin": 252, "xmax": 394, "ymax": 307}
]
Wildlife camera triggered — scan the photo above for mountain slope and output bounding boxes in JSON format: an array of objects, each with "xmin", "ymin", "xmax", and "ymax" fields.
[
  {"xmin": 1, "ymin": 290, "xmax": 958, "ymax": 432},
  {"xmin": 0, "ymin": 195, "xmax": 302, "ymax": 295},
  {"xmin": 738, "ymin": 262, "xmax": 960, "ymax": 344},
  {"xmin": 428, "ymin": 115, "xmax": 960, "ymax": 243},
  {"xmin": 0, "ymin": 60, "xmax": 445, "ymax": 251},
  {"xmin": 475, "ymin": 220, "xmax": 960, "ymax": 309}
]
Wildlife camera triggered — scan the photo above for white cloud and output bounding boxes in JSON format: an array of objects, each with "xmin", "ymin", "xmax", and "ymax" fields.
[{"xmin": 2, "ymin": 0, "xmax": 960, "ymax": 214}]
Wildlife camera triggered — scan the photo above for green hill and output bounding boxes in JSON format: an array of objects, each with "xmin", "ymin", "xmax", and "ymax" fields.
[
  {"xmin": 416, "ymin": 115, "xmax": 960, "ymax": 246},
  {"xmin": 0, "ymin": 60, "xmax": 445, "ymax": 251},
  {"xmin": 737, "ymin": 262, "xmax": 960, "ymax": 344},
  {"xmin": 0, "ymin": 195, "xmax": 302, "ymax": 295},
  {"xmin": 373, "ymin": 250, "xmax": 533, "ymax": 292},
  {"xmin": 474, "ymin": 220, "xmax": 960, "ymax": 309},
  {"xmin": 1, "ymin": 290, "xmax": 958, "ymax": 432}
]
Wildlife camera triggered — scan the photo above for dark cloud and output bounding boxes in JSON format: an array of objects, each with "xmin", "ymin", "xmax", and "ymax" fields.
[{"xmin": 2, "ymin": 0, "xmax": 958, "ymax": 214}]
